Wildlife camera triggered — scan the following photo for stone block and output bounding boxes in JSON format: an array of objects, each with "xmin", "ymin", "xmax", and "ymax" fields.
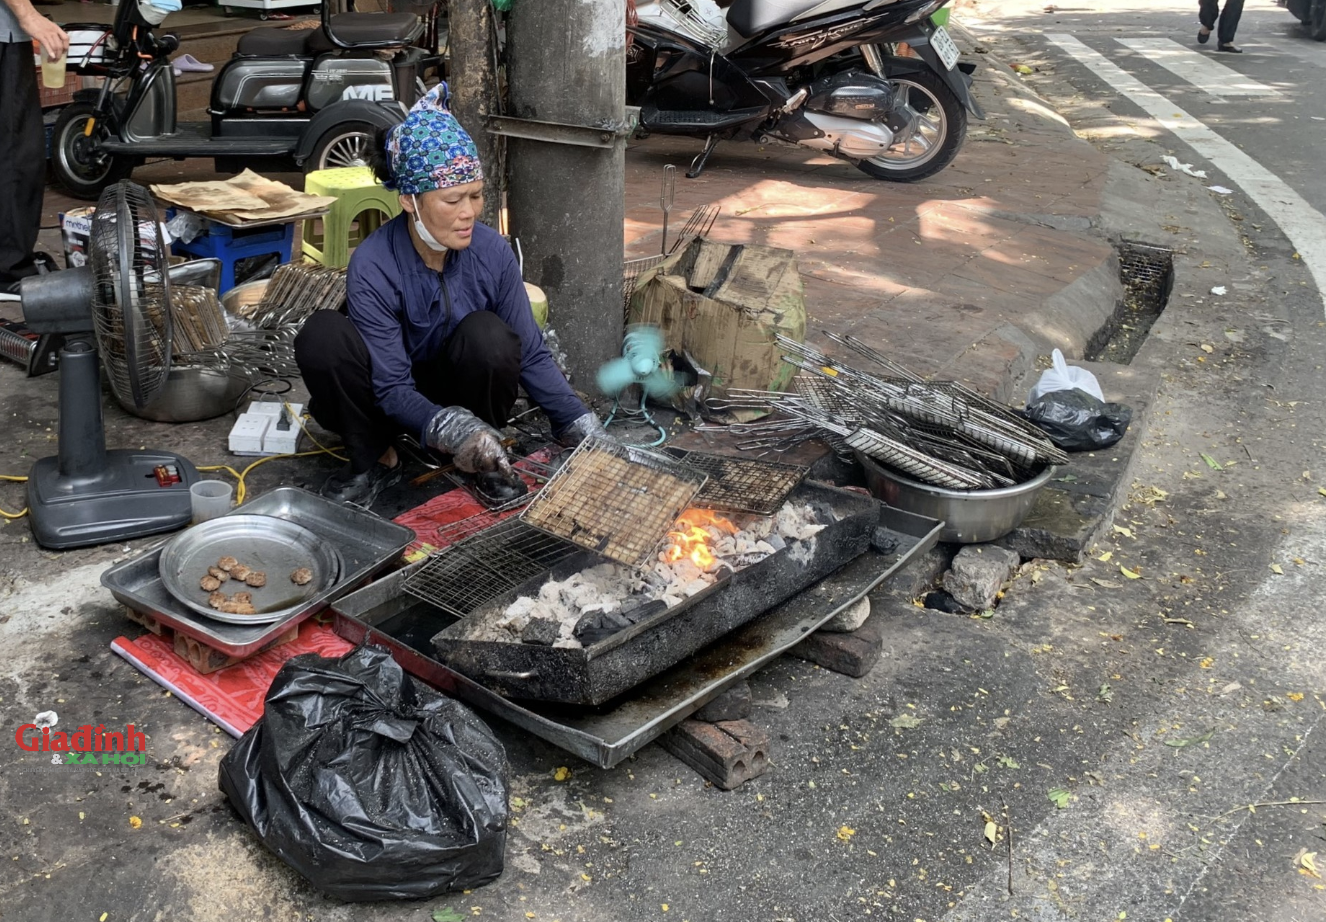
[
  {"xmin": 659, "ymin": 719, "xmax": 770, "ymax": 790},
  {"xmin": 791, "ymin": 621, "xmax": 882, "ymax": 678},
  {"xmin": 696, "ymin": 681, "xmax": 752, "ymax": 723},
  {"xmin": 943, "ymin": 544, "xmax": 1020, "ymax": 611},
  {"xmin": 821, "ymin": 596, "xmax": 871, "ymax": 633}
]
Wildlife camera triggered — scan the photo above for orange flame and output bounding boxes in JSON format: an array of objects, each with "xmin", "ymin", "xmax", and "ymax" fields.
[{"xmin": 663, "ymin": 509, "xmax": 737, "ymax": 571}]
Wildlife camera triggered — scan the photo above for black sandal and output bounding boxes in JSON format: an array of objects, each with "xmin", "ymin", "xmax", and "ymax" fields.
[
  {"xmin": 1198, "ymin": 26, "xmax": 1211, "ymax": 43},
  {"xmin": 1216, "ymin": 42, "xmax": 1243, "ymax": 52}
]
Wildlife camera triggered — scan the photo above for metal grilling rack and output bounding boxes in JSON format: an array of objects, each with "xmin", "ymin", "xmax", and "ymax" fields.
[
  {"xmin": 239, "ymin": 262, "xmax": 348, "ymax": 329},
  {"xmin": 402, "ymin": 517, "xmax": 583, "ymax": 618},
  {"xmin": 665, "ymin": 448, "xmax": 808, "ymax": 515},
  {"xmin": 520, "ymin": 438, "xmax": 708, "ymax": 568},
  {"xmin": 622, "ymin": 204, "xmax": 720, "ymax": 319}
]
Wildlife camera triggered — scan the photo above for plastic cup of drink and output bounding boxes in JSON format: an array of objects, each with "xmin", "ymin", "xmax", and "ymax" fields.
[
  {"xmin": 40, "ymin": 47, "xmax": 67, "ymax": 89},
  {"xmin": 190, "ymin": 480, "xmax": 233, "ymax": 525}
]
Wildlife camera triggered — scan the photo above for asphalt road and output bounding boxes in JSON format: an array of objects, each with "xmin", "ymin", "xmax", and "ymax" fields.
[{"xmin": 967, "ymin": 0, "xmax": 1326, "ymax": 286}]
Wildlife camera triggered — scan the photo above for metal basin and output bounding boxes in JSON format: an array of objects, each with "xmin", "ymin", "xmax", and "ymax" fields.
[{"xmin": 856, "ymin": 450, "xmax": 1054, "ymax": 544}]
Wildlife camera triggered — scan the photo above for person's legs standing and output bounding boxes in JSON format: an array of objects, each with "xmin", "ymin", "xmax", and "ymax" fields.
[
  {"xmin": 1217, "ymin": 0, "xmax": 1244, "ymax": 45},
  {"xmin": 294, "ymin": 310, "xmax": 398, "ymax": 475},
  {"xmin": 0, "ymin": 40, "xmax": 44, "ymax": 283},
  {"xmin": 415, "ymin": 310, "xmax": 523, "ymax": 429}
]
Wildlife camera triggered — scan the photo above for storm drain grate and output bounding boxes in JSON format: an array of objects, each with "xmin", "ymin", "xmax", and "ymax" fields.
[
  {"xmin": 1118, "ymin": 242, "xmax": 1174, "ymax": 313},
  {"xmin": 1090, "ymin": 241, "xmax": 1175, "ymax": 364}
]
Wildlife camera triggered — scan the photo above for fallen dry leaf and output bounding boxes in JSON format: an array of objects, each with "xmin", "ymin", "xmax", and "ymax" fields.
[
  {"xmin": 1120, "ymin": 566, "xmax": 1142, "ymax": 580},
  {"xmin": 838, "ymin": 826, "xmax": 856, "ymax": 842},
  {"xmin": 1270, "ymin": 563, "xmax": 1285, "ymax": 575},
  {"xmin": 984, "ymin": 820, "xmax": 998, "ymax": 845},
  {"xmin": 1297, "ymin": 849, "xmax": 1321, "ymax": 879}
]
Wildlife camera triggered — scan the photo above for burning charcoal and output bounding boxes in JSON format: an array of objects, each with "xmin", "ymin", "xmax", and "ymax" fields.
[
  {"xmin": 620, "ymin": 599, "xmax": 667, "ymax": 625},
  {"xmin": 765, "ymin": 534, "xmax": 786, "ymax": 552},
  {"xmin": 573, "ymin": 610, "xmax": 633, "ymax": 646},
  {"xmin": 521, "ymin": 618, "xmax": 561, "ymax": 646}
]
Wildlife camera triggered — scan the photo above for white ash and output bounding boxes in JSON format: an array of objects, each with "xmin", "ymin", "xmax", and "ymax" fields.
[{"xmin": 463, "ymin": 500, "xmax": 832, "ymax": 648}]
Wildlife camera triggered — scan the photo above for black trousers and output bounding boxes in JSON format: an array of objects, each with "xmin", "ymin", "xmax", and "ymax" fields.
[
  {"xmin": 0, "ymin": 41, "xmax": 45, "ymax": 283},
  {"xmin": 294, "ymin": 309, "xmax": 522, "ymax": 474},
  {"xmin": 1200, "ymin": 0, "xmax": 1244, "ymax": 45}
]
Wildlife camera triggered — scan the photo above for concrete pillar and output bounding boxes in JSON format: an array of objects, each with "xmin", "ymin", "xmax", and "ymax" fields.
[
  {"xmin": 448, "ymin": 0, "xmax": 503, "ymax": 229},
  {"xmin": 506, "ymin": 0, "xmax": 625, "ymax": 390}
]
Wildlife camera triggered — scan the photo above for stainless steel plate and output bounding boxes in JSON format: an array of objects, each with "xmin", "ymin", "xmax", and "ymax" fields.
[{"xmin": 158, "ymin": 514, "xmax": 343, "ymax": 624}]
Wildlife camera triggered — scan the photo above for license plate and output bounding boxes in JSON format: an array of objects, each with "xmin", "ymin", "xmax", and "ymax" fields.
[{"xmin": 930, "ymin": 25, "xmax": 960, "ymax": 71}]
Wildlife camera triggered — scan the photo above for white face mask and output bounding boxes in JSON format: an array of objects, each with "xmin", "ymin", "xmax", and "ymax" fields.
[{"xmin": 410, "ymin": 194, "xmax": 448, "ymax": 253}]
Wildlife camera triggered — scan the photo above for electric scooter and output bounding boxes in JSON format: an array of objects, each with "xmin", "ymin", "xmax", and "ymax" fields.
[
  {"xmin": 629, "ymin": 0, "xmax": 981, "ymax": 182},
  {"xmin": 53, "ymin": 0, "xmax": 429, "ymax": 199}
]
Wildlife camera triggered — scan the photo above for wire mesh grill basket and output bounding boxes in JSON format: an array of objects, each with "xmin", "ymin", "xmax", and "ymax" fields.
[
  {"xmin": 665, "ymin": 448, "xmax": 808, "ymax": 515},
  {"xmin": 402, "ymin": 518, "xmax": 582, "ymax": 618},
  {"xmin": 520, "ymin": 437, "xmax": 708, "ymax": 568}
]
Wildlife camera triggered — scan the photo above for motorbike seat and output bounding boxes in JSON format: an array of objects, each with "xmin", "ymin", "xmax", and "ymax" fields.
[
  {"xmin": 236, "ymin": 25, "xmax": 316, "ymax": 56},
  {"xmin": 325, "ymin": 11, "xmax": 422, "ymax": 46},
  {"xmin": 727, "ymin": 0, "xmax": 849, "ymax": 38},
  {"xmin": 235, "ymin": 12, "xmax": 420, "ymax": 57}
]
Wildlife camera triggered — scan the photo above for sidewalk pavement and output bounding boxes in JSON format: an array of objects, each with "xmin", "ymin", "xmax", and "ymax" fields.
[{"xmin": 624, "ymin": 35, "xmax": 1122, "ymax": 405}]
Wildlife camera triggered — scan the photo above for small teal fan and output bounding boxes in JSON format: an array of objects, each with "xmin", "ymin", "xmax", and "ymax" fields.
[{"xmin": 596, "ymin": 325, "xmax": 678, "ymax": 400}]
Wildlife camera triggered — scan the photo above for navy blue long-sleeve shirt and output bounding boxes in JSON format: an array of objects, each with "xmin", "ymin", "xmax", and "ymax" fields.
[{"xmin": 345, "ymin": 215, "xmax": 588, "ymax": 442}]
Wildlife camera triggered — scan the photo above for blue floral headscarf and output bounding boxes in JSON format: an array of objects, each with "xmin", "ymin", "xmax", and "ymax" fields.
[{"xmin": 384, "ymin": 82, "xmax": 484, "ymax": 195}]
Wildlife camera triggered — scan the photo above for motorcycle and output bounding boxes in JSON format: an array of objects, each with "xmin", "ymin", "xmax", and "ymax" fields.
[
  {"xmin": 628, "ymin": 0, "xmax": 982, "ymax": 182},
  {"xmin": 1287, "ymin": 0, "xmax": 1326, "ymax": 39},
  {"xmin": 52, "ymin": 0, "xmax": 431, "ymax": 199}
]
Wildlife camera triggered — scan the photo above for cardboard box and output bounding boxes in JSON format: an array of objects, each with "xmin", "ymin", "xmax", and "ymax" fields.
[
  {"xmin": 627, "ymin": 237, "xmax": 807, "ymax": 401},
  {"xmin": 60, "ymin": 208, "xmax": 166, "ymax": 269},
  {"xmin": 60, "ymin": 207, "xmax": 96, "ymax": 269}
]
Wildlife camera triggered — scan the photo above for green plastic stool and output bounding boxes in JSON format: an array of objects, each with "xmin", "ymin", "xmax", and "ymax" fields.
[{"xmin": 301, "ymin": 166, "xmax": 402, "ymax": 268}]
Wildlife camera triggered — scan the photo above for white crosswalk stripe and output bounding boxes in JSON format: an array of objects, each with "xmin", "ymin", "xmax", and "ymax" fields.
[
  {"xmin": 1047, "ymin": 33, "xmax": 1326, "ymax": 310},
  {"xmin": 1116, "ymin": 37, "xmax": 1279, "ymax": 96}
]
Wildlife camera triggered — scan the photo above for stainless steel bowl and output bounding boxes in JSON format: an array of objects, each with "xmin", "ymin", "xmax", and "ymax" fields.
[
  {"xmin": 855, "ymin": 451, "xmax": 1054, "ymax": 544},
  {"xmin": 220, "ymin": 278, "xmax": 270, "ymax": 317}
]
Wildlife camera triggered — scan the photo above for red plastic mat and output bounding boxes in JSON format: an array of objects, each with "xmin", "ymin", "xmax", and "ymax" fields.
[
  {"xmin": 111, "ymin": 449, "xmax": 555, "ymax": 734},
  {"xmin": 111, "ymin": 620, "xmax": 354, "ymax": 737}
]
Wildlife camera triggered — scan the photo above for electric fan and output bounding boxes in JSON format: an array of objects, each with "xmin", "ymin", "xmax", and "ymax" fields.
[
  {"xmin": 596, "ymin": 325, "xmax": 679, "ymax": 401},
  {"xmin": 20, "ymin": 181, "xmax": 199, "ymax": 549}
]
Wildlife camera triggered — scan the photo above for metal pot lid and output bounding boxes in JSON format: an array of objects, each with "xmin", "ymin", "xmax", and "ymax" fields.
[{"xmin": 158, "ymin": 514, "xmax": 343, "ymax": 625}]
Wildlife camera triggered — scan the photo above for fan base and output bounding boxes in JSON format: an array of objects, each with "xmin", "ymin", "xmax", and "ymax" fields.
[{"xmin": 27, "ymin": 449, "xmax": 200, "ymax": 549}]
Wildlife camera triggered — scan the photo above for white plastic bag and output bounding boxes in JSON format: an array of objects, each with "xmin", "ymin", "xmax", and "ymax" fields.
[{"xmin": 1027, "ymin": 349, "xmax": 1103, "ymax": 404}]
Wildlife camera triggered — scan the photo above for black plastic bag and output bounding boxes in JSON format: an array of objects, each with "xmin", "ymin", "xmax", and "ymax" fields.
[
  {"xmin": 1021, "ymin": 387, "xmax": 1132, "ymax": 452},
  {"xmin": 218, "ymin": 645, "xmax": 508, "ymax": 901}
]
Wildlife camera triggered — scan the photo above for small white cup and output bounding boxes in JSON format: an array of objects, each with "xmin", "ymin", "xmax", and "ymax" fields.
[{"xmin": 190, "ymin": 480, "xmax": 233, "ymax": 525}]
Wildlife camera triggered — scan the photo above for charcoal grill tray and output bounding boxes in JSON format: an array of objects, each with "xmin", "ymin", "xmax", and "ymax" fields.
[
  {"xmin": 101, "ymin": 487, "xmax": 415, "ymax": 658},
  {"xmin": 331, "ymin": 504, "xmax": 943, "ymax": 767},
  {"xmin": 432, "ymin": 481, "xmax": 879, "ymax": 706}
]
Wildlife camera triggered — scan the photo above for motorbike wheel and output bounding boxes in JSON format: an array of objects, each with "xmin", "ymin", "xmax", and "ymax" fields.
[
  {"xmin": 51, "ymin": 102, "xmax": 133, "ymax": 201},
  {"xmin": 305, "ymin": 122, "xmax": 379, "ymax": 173},
  {"xmin": 1310, "ymin": 0, "xmax": 1326, "ymax": 39},
  {"xmin": 855, "ymin": 70, "xmax": 966, "ymax": 183}
]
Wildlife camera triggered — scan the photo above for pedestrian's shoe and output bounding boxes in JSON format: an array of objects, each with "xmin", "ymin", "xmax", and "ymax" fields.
[
  {"xmin": 319, "ymin": 461, "xmax": 404, "ymax": 508},
  {"xmin": 1197, "ymin": 26, "xmax": 1211, "ymax": 43},
  {"xmin": 1216, "ymin": 43, "xmax": 1242, "ymax": 52}
]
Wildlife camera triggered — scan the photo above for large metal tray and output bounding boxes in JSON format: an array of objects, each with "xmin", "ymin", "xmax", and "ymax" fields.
[
  {"xmin": 101, "ymin": 487, "xmax": 415, "ymax": 658},
  {"xmin": 332, "ymin": 502, "xmax": 943, "ymax": 767},
  {"xmin": 158, "ymin": 514, "xmax": 344, "ymax": 624},
  {"xmin": 434, "ymin": 481, "xmax": 879, "ymax": 706}
]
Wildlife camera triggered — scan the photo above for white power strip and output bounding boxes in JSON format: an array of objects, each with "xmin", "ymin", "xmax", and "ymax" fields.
[{"xmin": 228, "ymin": 401, "xmax": 305, "ymax": 457}]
